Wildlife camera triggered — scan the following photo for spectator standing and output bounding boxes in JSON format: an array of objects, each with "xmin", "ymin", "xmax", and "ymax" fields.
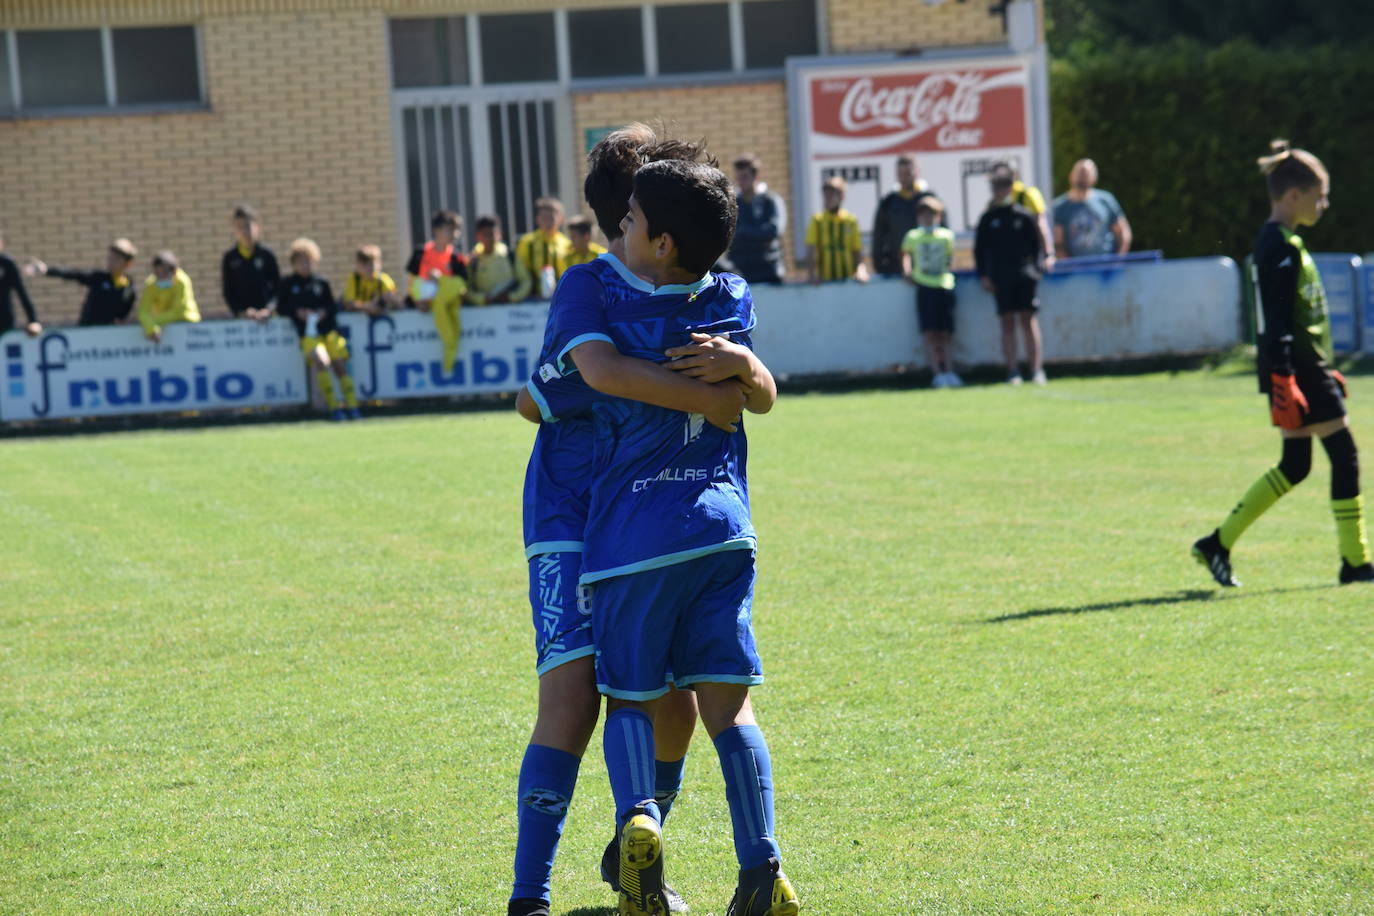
[
  {"xmin": 0, "ymin": 229, "xmax": 42, "ymax": 337},
  {"xmin": 138, "ymin": 251, "xmax": 200, "ymax": 343},
  {"xmin": 560, "ymin": 215, "xmax": 607, "ymax": 269},
  {"xmin": 221, "ymin": 204, "xmax": 280, "ymax": 321},
  {"xmin": 725, "ymin": 153, "xmax": 786, "ymax": 284},
  {"xmin": 466, "ymin": 214, "xmax": 517, "ymax": 305},
  {"xmin": 872, "ymin": 153, "xmax": 940, "ymax": 277},
  {"xmin": 1052, "ymin": 159, "xmax": 1133, "ymax": 259},
  {"xmin": 340, "ymin": 245, "xmax": 399, "ymax": 316},
  {"xmin": 510, "ymin": 198, "xmax": 572, "ymax": 302},
  {"xmin": 991, "ymin": 162, "xmax": 1054, "ymax": 272},
  {"xmin": 804, "ymin": 177, "xmax": 869, "ymax": 284},
  {"xmin": 25, "ymin": 238, "xmax": 138, "ymax": 326},
  {"xmin": 975, "ymin": 168, "xmax": 1047, "ymax": 386},
  {"xmin": 902, "ymin": 200, "xmax": 960, "ymax": 388}
]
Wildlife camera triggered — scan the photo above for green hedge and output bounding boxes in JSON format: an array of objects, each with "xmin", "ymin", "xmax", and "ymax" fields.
[{"xmin": 1050, "ymin": 41, "xmax": 1374, "ymax": 261}]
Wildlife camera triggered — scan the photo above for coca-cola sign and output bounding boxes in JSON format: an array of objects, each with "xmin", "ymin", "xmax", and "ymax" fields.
[{"xmin": 810, "ymin": 66, "xmax": 1027, "ymax": 157}]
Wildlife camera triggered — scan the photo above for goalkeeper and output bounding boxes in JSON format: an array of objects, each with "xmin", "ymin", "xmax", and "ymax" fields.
[{"xmin": 1193, "ymin": 141, "xmax": 1373, "ymax": 586}]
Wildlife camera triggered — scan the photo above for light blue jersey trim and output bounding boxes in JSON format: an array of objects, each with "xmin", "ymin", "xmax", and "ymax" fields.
[
  {"xmin": 537, "ymin": 645, "xmax": 596, "ymax": 677},
  {"xmin": 579, "ymin": 538, "xmax": 756, "ymax": 585},
  {"xmin": 526, "ymin": 381, "xmax": 558, "ymax": 423},
  {"xmin": 556, "ymin": 332, "xmax": 615, "ymax": 375},
  {"xmin": 597, "ymin": 681, "xmax": 673, "ymax": 701},
  {"xmin": 652, "ymin": 273, "xmax": 712, "ymax": 296},
  {"xmin": 673, "ymin": 673, "xmax": 765, "ymax": 689},
  {"xmin": 525, "ymin": 540, "xmax": 585, "ymax": 560},
  {"xmin": 597, "ymin": 252, "xmax": 656, "ymax": 292}
]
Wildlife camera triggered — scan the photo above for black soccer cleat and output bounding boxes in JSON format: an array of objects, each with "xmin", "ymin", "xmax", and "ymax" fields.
[
  {"xmin": 1192, "ymin": 530, "xmax": 1240, "ymax": 587},
  {"xmin": 1339, "ymin": 559, "xmax": 1374, "ymax": 584},
  {"xmin": 602, "ymin": 833, "xmax": 689, "ymax": 913},
  {"xmin": 725, "ymin": 856, "xmax": 800, "ymax": 916},
  {"xmin": 507, "ymin": 898, "xmax": 551, "ymax": 916}
]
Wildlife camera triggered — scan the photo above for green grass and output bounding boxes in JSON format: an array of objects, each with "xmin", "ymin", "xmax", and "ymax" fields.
[{"xmin": 3, "ymin": 371, "xmax": 1372, "ymax": 915}]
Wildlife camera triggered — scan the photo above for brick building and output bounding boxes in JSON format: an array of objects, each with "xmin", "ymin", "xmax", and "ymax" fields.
[{"xmin": 1, "ymin": 0, "xmax": 1036, "ymax": 325}]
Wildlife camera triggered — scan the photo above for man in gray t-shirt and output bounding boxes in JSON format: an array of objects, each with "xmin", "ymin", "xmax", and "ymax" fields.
[{"xmin": 1051, "ymin": 159, "xmax": 1132, "ymax": 259}]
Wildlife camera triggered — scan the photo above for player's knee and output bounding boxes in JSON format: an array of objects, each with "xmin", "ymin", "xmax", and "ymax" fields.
[{"xmin": 1278, "ymin": 436, "xmax": 1313, "ymax": 486}]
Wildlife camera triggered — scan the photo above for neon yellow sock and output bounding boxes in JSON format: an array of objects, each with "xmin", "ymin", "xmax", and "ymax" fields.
[
  {"xmin": 316, "ymin": 369, "xmax": 338, "ymax": 409},
  {"xmin": 1331, "ymin": 495, "xmax": 1371, "ymax": 566},
  {"xmin": 432, "ymin": 277, "xmax": 465, "ymax": 370},
  {"xmin": 338, "ymin": 372, "xmax": 358, "ymax": 409},
  {"xmin": 1218, "ymin": 467, "xmax": 1292, "ymax": 550}
]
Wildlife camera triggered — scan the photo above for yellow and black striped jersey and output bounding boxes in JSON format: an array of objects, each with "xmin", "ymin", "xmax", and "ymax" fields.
[{"xmin": 804, "ymin": 209, "xmax": 863, "ymax": 282}]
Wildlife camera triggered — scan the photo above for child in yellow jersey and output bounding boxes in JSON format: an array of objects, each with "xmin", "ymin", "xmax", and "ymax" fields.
[
  {"xmin": 510, "ymin": 197, "xmax": 572, "ymax": 301},
  {"xmin": 805, "ymin": 176, "xmax": 869, "ymax": 284},
  {"xmin": 278, "ymin": 238, "xmax": 361, "ymax": 421},
  {"xmin": 406, "ymin": 209, "xmax": 469, "ymax": 371},
  {"xmin": 341, "ymin": 245, "xmax": 399, "ymax": 317},
  {"xmin": 560, "ymin": 215, "xmax": 607, "ymax": 269},
  {"xmin": 138, "ymin": 250, "xmax": 200, "ymax": 343},
  {"xmin": 466, "ymin": 214, "xmax": 517, "ymax": 306},
  {"xmin": 902, "ymin": 199, "xmax": 961, "ymax": 388}
]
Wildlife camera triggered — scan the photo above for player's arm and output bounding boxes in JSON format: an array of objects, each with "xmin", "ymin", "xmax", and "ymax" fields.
[
  {"xmin": 568, "ymin": 339, "xmax": 746, "ymax": 432},
  {"xmin": 515, "ymin": 385, "xmax": 541, "ymax": 424},
  {"xmin": 1053, "ymin": 223, "xmax": 1068, "ymax": 260},
  {"xmin": 1113, "ymin": 215, "xmax": 1133, "ymax": 255},
  {"xmin": 663, "ymin": 333, "xmax": 776, "ymax": 415},
  {"xmin": 1256, "ymin": 241, "xmax": 1307, "ymax": 427},
  {"xmin": 849, "ymin": 222, "xmax": 869, "ymax": 283}
]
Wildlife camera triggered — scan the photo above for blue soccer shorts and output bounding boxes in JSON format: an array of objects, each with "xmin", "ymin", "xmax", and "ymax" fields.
[
  {"xmin": 591, "ymin": 547, "xmax": 764, "ymax": 700},
  {"xmin": 528, "ymin": 551, "xmax": 595, "ymax": 676}
]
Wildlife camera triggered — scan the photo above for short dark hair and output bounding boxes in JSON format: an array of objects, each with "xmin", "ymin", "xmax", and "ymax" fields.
[
  {"xmin": 566, "ymin": 215, "xmax": 593, "ymax": 234},
  {"xmin": 633, "ymin": 159, "xmax": 737, "ymax": 277},
  {"xmin": 584, "ymin": 123, "xmax": 712, "ymax": 241},
  {"xmin": 152, "ymin": 250, "xmax": 179, "ymax": 270},
  {"xmin": 732, "ymin": 153, "xmax": 760, "ymax": 173},
  {"xmin": 232, "ymin": 204, "xmax": 258, "ymax": 223},
  {"xmin": 989, "ymin": 162, "xmax": 1016, "ymax": 185},
  {"xmin": 915, "ymin": 199, "xmax": 943, "ymax": 216},
  {"xmin": 534, "ymin": 197, "xmax": 563, "ymax": 216},
  {"xmin": 1258, "ymin": 139, "xmax": 1327, "ymax": 200},
  {"xmin": 474, "ymin": 213, "xmax": 501, "ymax": 232},
  {"xmin": 431, "ymin": 209, "xmax": 461, "ymax": 231}
]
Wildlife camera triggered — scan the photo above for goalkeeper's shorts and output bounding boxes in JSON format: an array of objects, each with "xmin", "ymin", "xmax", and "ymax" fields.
[{"xmin": 1284, "ymin": 362, "xmax": 1345, "ymax": 427}]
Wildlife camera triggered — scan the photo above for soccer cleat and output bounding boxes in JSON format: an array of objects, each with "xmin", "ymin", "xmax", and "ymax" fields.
[
  {"xmin": 602, "ymin": 835, "xmax": 689, "ymax": 913},
  {"xmin": 1007, "ymin": 372, "xmax": 1023, "ymax": 386},
  {"xmin": 330, "ymin": 408, "xmax": 347, "ymax": 422},
  {"xmin": 1031, "ymin": 368, "xmax": 1048, "ymax": 386},
  {"xmin": 1339, "ymin": 559, "xmax": 1374, "ymax": 584},
  {"xmin": 1192, "ymin": 530, "xmax": 1240, "ymax": 587},
  {"xmin": 725, "ymin": 857, "xmax": 800, "ymax": 916},
  {"xmin": 946, "ymin": 372, "xmax": 964, "ymax": 388},
  {"xmin": 346, "ymin": 407, "xmax": 363, "ymax": 420},
  {"xmin": 617, "ymin": 810, "xmax": 668, "ymax": 916},
  {"xmin": 507, "ymin": 898, "xmax": 551, "ymax": 916},
  {"xmin": 931, "ymin": 373, "xmax": 948, "ymax": 389}
]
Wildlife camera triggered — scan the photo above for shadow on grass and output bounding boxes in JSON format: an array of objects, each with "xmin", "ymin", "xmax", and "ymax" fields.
[
  {"xmin": 985, "ymin": 584, "xmax": 1334, "ymax": 623},
  {"xmin": 559, "ymin": 908, "xmax": 616, "ymax": 916}
]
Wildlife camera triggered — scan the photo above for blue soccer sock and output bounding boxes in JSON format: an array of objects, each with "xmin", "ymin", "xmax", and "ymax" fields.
[
  {"xmin": 603, "ymin": 708, "xmax": 661, "ymax": 825},
  {"xmin": 654, "ymin": 756, "xmax": 686, "ymax": 824},
  {"xmin": 511, "ymin": 744, "xmax": 581, "ymax": 902},
  {"xmin": 713, "ymin": 724, "xmax": 781, "ymax": 869}
]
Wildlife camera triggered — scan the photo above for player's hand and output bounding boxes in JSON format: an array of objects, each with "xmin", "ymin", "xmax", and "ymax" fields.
[
  {"xmin": 1270, "ymin": 372, "xmax": 1309, "ymax": 429},
  {"xmin": 1042, "ymin": 254, "xmax": 1056, "ymax": 273},
  {"xmin": 853, "ymin": 263, "xmax": 871, "ymax": 285},
  {"xmin": 23, "ymin": 258, "xmax": 47, "ymax": 277},
  {"xmin": 980, "ymin": 276, "xmax": 995, "ymax": 293},
  {"xmin": 145, "ymin": 327, "xmax": 162, "ymax": 343},
  {"xmin": 703, "ymin": 378, "xmax": 747, "ymax": 433},
  {"xmin": 1332, "ymin": 369, "xmax": 1349, "ymax": 399},
  {"xmin": 24, "ymin": 321, "xmax": 42, "ymax": 337},
  {"xmin": 666, "ymin": 333, "xmax": 753, "ymax": 386}
]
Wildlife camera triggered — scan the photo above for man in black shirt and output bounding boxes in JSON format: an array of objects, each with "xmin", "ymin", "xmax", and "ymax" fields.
[
  {"xmin": 975, "ymin": 169, "xmax": 1047, "ymax": 385},
  {"xmin": 872, "ymin": 153, "xmax": 940, "ymax": 277},
  {"xmin": 0, "ymin": 229, "xmax": 42, "ymax": 337},
  {"xmin": 26, "ymin": 238, "xmax": 138, "ymax": 326},
  {"xmin": 723, "ymin": 153, "xmax": 787, "ymax": 285},
  {"xmin": 222, "ymin": 204, "xmax": 280, "ymax": 321}
]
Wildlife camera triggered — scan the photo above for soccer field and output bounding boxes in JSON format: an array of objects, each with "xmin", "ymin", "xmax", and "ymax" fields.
[{"xmin": 3, "ymin": 370, "xmax": 1371, "ymax": 915}]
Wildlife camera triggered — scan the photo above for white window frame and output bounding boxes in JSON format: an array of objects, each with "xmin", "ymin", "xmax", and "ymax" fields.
[{"xmin": 0, "ymin": 24, "xmax": 207, "ymax": 118}]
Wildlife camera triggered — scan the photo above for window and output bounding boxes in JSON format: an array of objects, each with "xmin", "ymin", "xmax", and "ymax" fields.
[
  {"xmin": 569, "ymin": 8, "xmax": 644, "ymax": 79},
  {"xmin": 481, "ymin": 13, "xmax": 557, "ymax": 84},
  {"xmin": 16, "ymin": 30, "xmax": 105, "ymax": 108},
  {"xmin": 655, "ymin": 3, "xmax": 732, "ymax": 75},
  {"xmin": 743, "ymin": 0, "xmax": 818, "ymax": 70},
  {"xmin": 389, "ymin": 17, "xmax": 470, "ymax": 88},
  {"xmin": 4, "ymin": 25, "xmax": 202, "ymax": 114},
  {"xmin": 113, "ymin": 26, "xmax": 200, "ymax": 104}
]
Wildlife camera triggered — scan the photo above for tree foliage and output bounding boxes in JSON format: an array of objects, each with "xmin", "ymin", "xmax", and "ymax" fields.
[{"xmin": 1050, "ymin": 40, "xmax": 1374, "ymax": 262}]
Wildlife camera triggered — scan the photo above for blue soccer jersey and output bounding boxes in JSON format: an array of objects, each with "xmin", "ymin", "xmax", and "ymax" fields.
[
  {"xmin": 521, "ymin": 254, "xmax": 655, "ymax": 556},
  {"xmin": 529, "ymin": 260, "xmax": 758, "ymax": 584}
]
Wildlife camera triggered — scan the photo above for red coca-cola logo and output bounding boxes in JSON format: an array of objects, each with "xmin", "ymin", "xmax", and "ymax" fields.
[{"xmin": 809, "ymin": 66, "xmax": 1027, "ymax": 157}]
